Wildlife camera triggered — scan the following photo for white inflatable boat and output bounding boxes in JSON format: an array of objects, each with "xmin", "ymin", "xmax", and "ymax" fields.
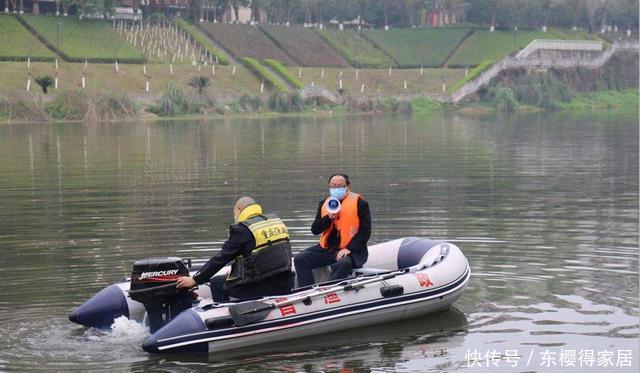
[{"xmin": 69, "ymin": 237, "xmax": 470, "ymax": 354}]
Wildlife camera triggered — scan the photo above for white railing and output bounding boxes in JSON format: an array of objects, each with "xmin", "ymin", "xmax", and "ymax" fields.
[
  {"xmin": 425, "ymin": 39, "xmax": 639, "ymax": 103},
  {"xmin": 516, "ymin": 39, "xmax": 603, "ymax": 59}
]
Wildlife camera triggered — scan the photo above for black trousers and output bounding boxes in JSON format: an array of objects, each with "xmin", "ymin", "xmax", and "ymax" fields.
[
  {"xmin": 210, "ymin": 271, "xmax": 295, "ymax": 302},
  {"xmin": 294, "ymin": 244, "xmax": 356, "ymax": 287}
]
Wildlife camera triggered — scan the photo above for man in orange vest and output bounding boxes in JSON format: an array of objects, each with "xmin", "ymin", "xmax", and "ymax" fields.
[{"xmin": 294, "ymin": 173, "xmax": 371, "ymax": 287}]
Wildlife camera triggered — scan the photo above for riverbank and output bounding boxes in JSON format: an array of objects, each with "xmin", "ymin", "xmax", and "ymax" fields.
[{"xmin": 1, "ymin": 87, "xmax": 637, "ymax": 125}]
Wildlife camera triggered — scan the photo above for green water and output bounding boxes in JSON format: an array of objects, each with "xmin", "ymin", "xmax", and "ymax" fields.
[{"xmin": 0, "ymin": 111, "xmax": 637, "ymax": 372}]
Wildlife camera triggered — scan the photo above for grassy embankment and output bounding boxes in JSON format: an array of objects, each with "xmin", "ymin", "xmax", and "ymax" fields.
[
  {"xmin": 199, "ymin": 22, "xmax": 295, "ymax": 65},
  {"xmin": 0, "ymin": 14, "xmax": 56, "ymax": 61},
  {"xmin": 364, "ymin": 28, "xmax": 471, "ymax": 68},
  {"xmin": 447, "ymin": 28, "xmax": 596, "ymax": 67},
  {"xmin": 316, "ymin": 29, "xmax": 396, "ymax": 69},
  {"xmin": 259, "ymin": 25, "xmax": 350, "ymax": 67},
  {"xmin": 20, "ymin": 15, "xmax": 144, "ymax": 63},
  {"xmin": 0, "ymin": 61, "xmax": 261, "ymax": 96},
  {"xmin": 287, "ymin": 67, "xmax": 465, "ymax": 95},
  {"xmin": 558, "ymin": 88, "xmax": 639, "ymax": 110},
  {"xmin": 175, "ymin": 18, "xmax": 230, "ymax": 65}
]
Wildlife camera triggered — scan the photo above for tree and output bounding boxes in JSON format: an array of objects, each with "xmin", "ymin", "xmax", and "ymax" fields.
[
  {"xmin": 35, "ymin": 76, "xmax": 54, "ymax": 94},
  {"xmin": 189, "ymin": 75, "xmax": 210, "ymax": 95}
]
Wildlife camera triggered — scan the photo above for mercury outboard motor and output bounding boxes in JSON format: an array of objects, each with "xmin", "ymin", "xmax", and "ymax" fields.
[{"xmin": 128, "ymin": 257, "xmax": 194, "ymax": 333}]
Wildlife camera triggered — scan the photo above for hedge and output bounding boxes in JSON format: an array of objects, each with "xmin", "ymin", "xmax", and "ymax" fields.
[
  {"xmin": 175, "ymin": 18, "xmax": 230, "ymax": 65},
  {"xmin": 242, "ymin": 57, "xmax": 287, "ymax": 92},
  {"xmin": 449, "ymin": 60, "xmax": 495, "ymax": 92},
  {"xmin": 263, "ymin": 59, "xmax": 304, "ymax": 89}
]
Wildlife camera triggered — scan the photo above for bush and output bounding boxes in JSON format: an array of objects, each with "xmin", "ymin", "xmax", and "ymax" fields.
[
  {"xmin": 243, "ymin": 57, "xmax": 288, "ymax": 92},
  {"xmin": 175, "ymin": 18, "xmax": 230, "ymax": 65},
  {"xmin": 490, "ymin": 87, "xmax": 518, "ymax": 113},
  {"xmin": 150, "ymin": 83, "xmax": 193, "ymax": 116},
  {"xmin": 149, "ymin": 13, "xmax": 167, "ymax": 25},
  {"xmin": 384, "ymin": 98, "xmax": 413, "ymax": 114},
  {"xmin": 263, "ymin": 59, "xmax": 304, "ymax": 89},
  {"xmin": 35, "ymin": 75, "xmax": 54, "ymax": 94},
  {"xmin": 239, "ymin": 93, "xmax": 262, "ymax": 112},
  {"xmin": 46, "ymin": 89, "xmax": 137, "ymax": 121},
  {"xmin": 267, "ymin": 92, "xmax": 303, "ymax": 112},
  {"xmin": 0, "ymin": 92, "xmax": 49, "ymax": 121},
  {"xmin": 188, "ymin": 75, "xmax": 210, "ymax": 95},
  {"xmin": 511, "ymin": 72, "xmax": 573, "ymax": 110}
]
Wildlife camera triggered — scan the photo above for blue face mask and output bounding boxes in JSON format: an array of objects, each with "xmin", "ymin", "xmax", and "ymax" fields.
[{"xmin": 330, "ymin": 187, "xmax": 348, "ymax": 200}]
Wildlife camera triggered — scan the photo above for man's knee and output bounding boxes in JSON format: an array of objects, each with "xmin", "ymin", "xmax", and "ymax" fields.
[
  {"xmin": 332, "ymin": 257, "xmax": 354, "ymax": 272},
  {"xmin": 293, "ymin": 252, "xmax": 308, "ymax": 268}
]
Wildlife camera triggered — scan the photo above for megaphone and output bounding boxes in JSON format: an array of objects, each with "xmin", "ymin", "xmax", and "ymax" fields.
[{"xmin": 326, "ymin": 197, "xmax": 341, "ymax": 214}]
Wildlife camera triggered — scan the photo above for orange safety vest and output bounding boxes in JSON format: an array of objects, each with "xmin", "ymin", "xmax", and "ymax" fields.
[{"xmin": 320, "ymin": 192, "xmax": 361, "ymax": 249}]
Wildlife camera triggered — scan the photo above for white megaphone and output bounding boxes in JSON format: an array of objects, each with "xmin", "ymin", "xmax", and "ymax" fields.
[{"xmin": 326, "ymin": 197, "xmax": 342, "ymax": 214}]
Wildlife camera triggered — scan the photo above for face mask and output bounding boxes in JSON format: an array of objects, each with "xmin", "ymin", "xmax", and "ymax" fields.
[{"xmin": 330, "ymin": 187, "xmax": 348, "ymax": 200}]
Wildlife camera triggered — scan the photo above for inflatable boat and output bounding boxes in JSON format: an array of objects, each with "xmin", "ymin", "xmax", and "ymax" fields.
[{"xmin": 69, "ymin": 237, "xmax": 470, "ymax": 354}]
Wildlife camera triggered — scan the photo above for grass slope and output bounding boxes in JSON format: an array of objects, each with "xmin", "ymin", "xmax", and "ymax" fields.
[
  {"xmin": 175, "ymin": 18, "xmax": 230, "ymax": 65},
  {"xmin": 316, "ymin": 29, "xmax": 395, "ymax": 68},
  {"xmin": 559, "ymin": 88, "xmax": 639, "ymax": 110},
  {"xmin": 0, "ymin": 15, "xmax": 56, "ymax": 61},
  {"xmin": 364, "ymin": 28, "xmax": 470, "ymax": 68},
  {"xmin": 0, "ymin": 61, "xmax": 261, "ymax": 96},
  {"xmin": 21, "ymin": 15, "xmax": 144, "ymax": 62},
  {"xmin": 260, "ymin": 25, "xmax": 349, "ymax": 67},
  {"xmin": 288, "ymin": 67, "xmax": 464, "ymax": 95},
  {"xmin": 200, "ymin": 23, "xmax": 295, "ymax": 65},
  {"xmin": 447, "ymin": 28, "xmax": 594, "ymax": 67}
]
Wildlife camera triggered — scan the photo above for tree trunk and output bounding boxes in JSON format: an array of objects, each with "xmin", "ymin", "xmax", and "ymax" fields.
[{"xmin": 232, "ymin": 1, "xmax": 239, "ymax": 23}]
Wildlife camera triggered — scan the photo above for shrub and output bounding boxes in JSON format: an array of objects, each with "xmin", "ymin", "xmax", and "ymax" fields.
[
  {"xmin": 490, "ymin": 87, "xmax": 518, "ymax": 113},
  {"xmin": 35, "ymin": 75, "xmax": 54, "ymax": 94},
  {"xmin": 511, "ymin": 72, "xmax": 573, "ymax": 110},
  {"xmin": 189, "ymin": 75, "xmax": 210, "ymax": 95},
  {"xmin": 263, "ymin": 59, "xmax": 304, "ymax": 89},
  {"xmin": 243, "ymin": 57, "xmax": 288, "ymax": 92},
  {"xmin": 150, "ymin": 83, "xmax": 193, "ymax": 116},
  {"xmin": 46, "ymin": 89, "xmax": 137, "ymax": 121},
  {"xmin": 239, "ymin": 93, "xmax": 262, "ymax": 112},
  {"xmin": 149, "ymin": 12, "xmax": 167, "ymax": 25},
  {"xmin": 267, "ymin": 92, "xmax": 303, "ymax": 112},
  {"xmin": 0, "ymin": 92, "xmax": 49, "ymax": 121}
]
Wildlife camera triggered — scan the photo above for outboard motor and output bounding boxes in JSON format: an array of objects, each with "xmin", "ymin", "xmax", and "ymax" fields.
[{"xmin": 128, "ymin": 257, "xmax": 194, "ymax": 333}]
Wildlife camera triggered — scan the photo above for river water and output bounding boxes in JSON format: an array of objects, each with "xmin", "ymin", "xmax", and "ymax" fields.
[{"xmin": 0, "ymin": 112, "xmax": 637, "ymax": 372}]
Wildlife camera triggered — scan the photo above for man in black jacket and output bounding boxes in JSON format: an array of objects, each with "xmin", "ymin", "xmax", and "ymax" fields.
[
  {"xmin": 294, "ymin": 174, "xmax": 371, "ymax": 287},
  {"xmin": 176, "ymin": 196, "xmax": 294, "ymax": 302}
]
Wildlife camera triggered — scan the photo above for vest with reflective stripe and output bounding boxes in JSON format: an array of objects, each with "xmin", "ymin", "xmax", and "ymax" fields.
[
  {"xmin": 320, "ymin": 192, "xmax": 361, "ymax": 250},
  {"xmin": 227, "ymin": 205, "xmax": 292, "ymax": 285}
]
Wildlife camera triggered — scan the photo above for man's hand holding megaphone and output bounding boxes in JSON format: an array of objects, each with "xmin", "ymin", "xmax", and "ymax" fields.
[{"xmin": 326, "ymin": 197, "xmax": 341, "ymax": 219}]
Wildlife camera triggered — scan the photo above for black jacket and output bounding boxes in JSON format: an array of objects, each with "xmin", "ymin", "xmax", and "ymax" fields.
[
  {"xmin": 193, "ymin": 223, "xmax": 294, "ymax": 297},
  {"xmin": 311, "ymin": 195, "xmax": 371, "ymax": 267},
  {"xmin": 193, "ymin": 223, "xmax": 254, "ymax": 285}
]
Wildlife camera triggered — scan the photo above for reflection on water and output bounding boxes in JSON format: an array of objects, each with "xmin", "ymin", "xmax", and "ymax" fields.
[{"xmin": 0, "ymin": 111, "xmax": 637, "ymax": 372}]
